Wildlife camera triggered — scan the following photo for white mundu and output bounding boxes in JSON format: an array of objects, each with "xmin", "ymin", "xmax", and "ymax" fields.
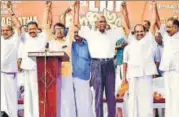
[
  {"xmin": 19, "ymin": 32, "xmax": 47, "ymax": 117},
  {"xmin": 1, "ymin": 31, "xmax": 21, "ymax": 117},
  {"xmin": 124, "ymin": 34, "xmax": 159, "ymax": 117},
  {"xmin": 159, "ymin": 31, "xmax": 179, "ymax": 117}
]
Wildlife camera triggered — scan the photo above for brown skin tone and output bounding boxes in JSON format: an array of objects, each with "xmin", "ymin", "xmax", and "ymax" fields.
[
  {"xmin": 166, "ymin": 20, "xmax": 179, "ymax": 37},
  {"xmin": 27, "ymin": 24, "xmax": 38, "ymax": 38},
  {"xmin": 97, "ymin": 16, "xmax": 107, "ymax": 33},
  {"xmin": 54, "ymin": 26, "xmax": 65, "ymax": 40},
  {"xmin": 142, "ymin": 21, "xmax": 150, "ymax": 32},
  {"xmin": 155, "ymin": 32, "xmax": 163, "ymax": 46},
  {"xmin": 1, "ymin": 26, "xmax": 13, "ymax": 40},
  {"xmin": 134, "ymin": 25, "xmax": 146, "ymax": 40}
]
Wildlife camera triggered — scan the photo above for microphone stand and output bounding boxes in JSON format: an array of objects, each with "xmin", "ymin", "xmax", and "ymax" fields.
[{"xmin": 44, "ymin": 43, "xmax": 49, "ymax": 117}]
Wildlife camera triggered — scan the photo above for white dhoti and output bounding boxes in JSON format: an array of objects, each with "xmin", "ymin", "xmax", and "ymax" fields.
[
  {"xmin": 73, "ymin": 78, "xmax": 93, "ymax": 117},
  {"xmin": 128, "ymin": 75, "xmax": 153, "ymax": 117},
  {"xmin": 61, "ymin": 76, "xmax": 76, "ymax": 117},
  {"xmin": 1, "ymin": 72, "xmax": 18, "ymax": 117},
  {"xmin": 23, "ymin": 70, "xmax": 39, "ymax": 117},
  {"xmin": 164, "ymin": 71, "xmax": 179, "ymax": 117}
]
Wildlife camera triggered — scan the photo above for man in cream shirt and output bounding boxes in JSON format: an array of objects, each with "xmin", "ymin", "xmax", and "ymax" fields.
[
  {"xmin": 123, "ymin": 24, "xmax": 160, "ymax": 117},
  {"xmin": 159, "ymin": 18, "xmax": 179, "ymax": 117}
]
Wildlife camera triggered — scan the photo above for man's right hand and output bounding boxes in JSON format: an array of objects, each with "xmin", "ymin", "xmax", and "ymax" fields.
[
  {"xmin": 122, "ymin": 77, "xmax": 128, "ymax": 84},
  {"xmin": 17, "ymin": 59, "xmax": 22, "ymax": 72}
]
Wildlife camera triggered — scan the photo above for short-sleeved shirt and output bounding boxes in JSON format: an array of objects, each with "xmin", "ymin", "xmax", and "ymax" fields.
[
  {"xmin": 79, "ymin": 26, "xmax": 125, "ymax": 58},
  {"xmin": 116, "ymin": 38, "xmax": 127, "ymax": 65}
]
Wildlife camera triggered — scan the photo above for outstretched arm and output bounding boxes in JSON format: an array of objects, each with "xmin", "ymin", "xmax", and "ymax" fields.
[
  {"xmin": 6, "ymin": 2, "xmax": 21, "ymax": 36},
  {"xmin": 60, "ymin": 7, "xmax": 72, "ymax": 26},
  {"xmin": 150, "ymin": 1, "xmax": 157, "ymax": 35},
  {"xmin": 120, "ymin": 2, "xmax": 131, "ymax": 37},
  {"xmin": 43, "ymin": 1, "xmax": 52, "ymax": 31}
]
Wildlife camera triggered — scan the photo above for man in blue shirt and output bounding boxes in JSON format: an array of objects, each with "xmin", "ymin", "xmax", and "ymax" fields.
[
  {"xmin": 71, "ymin": 29, "xmax": 93, "ymax": 117},
  {"xmin": 115, "ymin": 38, "xmax": 127, "ymax": 95}
]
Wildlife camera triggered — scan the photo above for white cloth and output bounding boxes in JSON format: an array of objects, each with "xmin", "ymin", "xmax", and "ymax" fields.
[
  {"xmin": 1, "ymin": 73, "xmax": 18, "ymax": 117},
  {"xmin": 19, "ymin": 31, "xmax": 47, "ymax": 117},
  {"xmin": 128, "ymin": 75, "xmax": 153, "ymax": 117},
  {"xmin": 73, "ymin": 78, "xmax": 93, "ymax": 117},
  {"xmin": 1, "ymin": 31, "xmax": 20, "ymax": 117},
  {"xmin": 164, "ymin": 71, "xmax": 179, "ymax": 117},
  {"xmin": 123, "ymin": 34, "xmax": 159, "ymax": 78},
  {"xmin": 115, "ymin": 65, "xmax": 123, "ymax": 95},
  {"xmin": 159, "ymin": 31, "xmax": 179, "ymax": 72},
  {"xmin": 1, "ymin": 31, "xmax": 21, "ymax": 73},
  {"xmin": 61, "ymin": 76, "xmax": 76, "ymax": 117},
  {"xmin": 23, "ymin": 70, "xmax": 39, "ymax": 117},
  {"xmin": 79, "ymin": 26, "xmax": 125, "ymax": 58}
]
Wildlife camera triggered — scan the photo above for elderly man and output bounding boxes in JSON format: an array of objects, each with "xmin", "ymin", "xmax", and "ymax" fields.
[
  {"xmin": 1, "ymin": 6, "xmax": 21, "ymax": 117},
  {"xmin": 77, "ymin": 3, "xmax": 126, "ymax": 117},
  {"xmin": 159, "ymin": 18, "xmax": 179, "ymax": 117},
  {"xmin": 123, "ymin": 23, "xmax": 160, "ymax": 117}
]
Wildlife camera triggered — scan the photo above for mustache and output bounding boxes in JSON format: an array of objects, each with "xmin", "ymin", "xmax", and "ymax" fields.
[
  {"xmin": 137, "ymin": 34, "xmax": 143, "ymax": 36},
  {"xmin": 166, "ymin": 30, "xmax": 170, "ymax": 33},
  {"xmin": 29, "ymin": 32, "xmax": 36, "ymax": 34}
]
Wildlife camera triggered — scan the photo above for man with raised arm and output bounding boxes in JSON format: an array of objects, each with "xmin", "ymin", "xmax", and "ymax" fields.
[
  {"xmin": 1, "ymin": 3, "xmax": 22, "ymax": 117},
  {"xmin": 77, "ymin": 2, "xmax": 126, "ymax": 117},
  {"xmin": 122, "ymin": 2, "xmax": 160, "ymax": 117},
  {"xmin": 18, "ymin": 2, "xmax": 50, "ymax": 117},
  {"xmin": 43, "ymin": 1, "xmax": 77, "ymax": 117},
  {"xmin": 159, "ymin": 18, "xmax": 179, "ymax": 117}
]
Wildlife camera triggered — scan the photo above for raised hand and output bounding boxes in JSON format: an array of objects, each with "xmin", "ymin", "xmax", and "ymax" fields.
[{"xmin": 46, "ymin": 1, "xmax": 52, "ymax": 8}]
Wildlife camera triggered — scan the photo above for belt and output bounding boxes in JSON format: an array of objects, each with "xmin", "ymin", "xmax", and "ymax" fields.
[{"xmin": 92, "ymin": 58, "xmax": 113, "ymax": 61}]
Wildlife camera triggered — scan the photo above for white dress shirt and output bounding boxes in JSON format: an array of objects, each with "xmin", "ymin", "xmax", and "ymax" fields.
[
  {"xmin": 160, "ymin": 31, "xmax": 179, "ymax": 72},
  {"xmin": 19, "ymin": 32, "xmax": 47, "ymax": 70},
  {"xmin": 123, "ymin": 34, "xmax": 159, "ymax": 78},
  {"xmin": 1, "ymin": 31, "xmax": 21, "ymax": 73},
  {"xmin": 79, "ymin": 26, "xmax": 125, "ymax": 58}
]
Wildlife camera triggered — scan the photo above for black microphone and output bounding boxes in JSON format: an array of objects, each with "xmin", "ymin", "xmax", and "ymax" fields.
[
  {"xmin": 62, "ymin": 45, "xmax": 67, "ymax": 49},
  {"xmin": 45, "ymin": 42, "xmax": 49, "ymax": 49},
  {"xmin": 45, "ymin": 42, "xmax": 49, "ymax": 52}
]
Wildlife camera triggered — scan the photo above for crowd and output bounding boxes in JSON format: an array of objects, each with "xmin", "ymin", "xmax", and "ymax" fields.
[{"xmin": 1, "ymin": 1, "xmax": 179, "ymax": 117}]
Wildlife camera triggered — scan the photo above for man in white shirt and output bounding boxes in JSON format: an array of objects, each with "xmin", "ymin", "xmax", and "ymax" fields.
[
  {"xmin": 159, "ymin": 18, "xmax": 179, "ymax": 117},
  {"xmin": 123, "ymin": 24, "xmax": 160, "ymax": 117},
  {"xmin": 18, "ymin": 21, "xmax": 47, "ymax": 117},
  {"xmin": 79, "ymin": 14, "xmax": 125, "ymax": 117},
  {"xmin": 1, "ymin": 6, "xmax": 21, "ymax": 117}
]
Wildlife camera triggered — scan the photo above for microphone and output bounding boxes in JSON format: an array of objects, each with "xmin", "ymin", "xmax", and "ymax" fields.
[
  {"xmin": 45, "ymin": 42, "xmax": 49, "ymax": 52},
  {"xmin": 62, "ymin": 45, "xmax": 67, "ymax": 49}
]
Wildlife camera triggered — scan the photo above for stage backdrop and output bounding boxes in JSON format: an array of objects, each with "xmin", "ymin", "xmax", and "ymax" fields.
[{"xmin": 1, "ymin": 1, "xmax": 179, "ymax": 29}]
